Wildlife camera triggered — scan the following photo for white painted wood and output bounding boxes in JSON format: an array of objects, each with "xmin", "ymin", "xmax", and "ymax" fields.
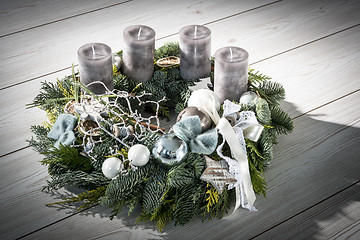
[
  {"xmin": 1, "ymin": 0, "xmax": 359, "ymax": 239},
  {"xmin": 256, "ymin": 182, "xmax": 360, "ymax": 239},
  {"xmin": 251, "ymin": 25, "xmax": 360, "ymax": 119},
  {"xmin": 0, "ymin": 148, "xmax": 70, "ymax": 239},
  {"xmin": 0, "ymin": 0, "xmax": 274, "ymax": 89},
  {"xmin": 157, "ymin": 0, "xmax": 360, "ymax": 64},
  {"xmin": 0, "ymin": 0, "xmax": 131, "ymax": 37},
  {"xmin": 17, "ymin": 91, "xmax": 360, "ymax": 240},
  {"xmin": 1, "ymin": 0, "xmax": 360, "ymax": 156},
  {"xmin": 2, "ymin": 23, "xmax": 359, "ymax": 157}
]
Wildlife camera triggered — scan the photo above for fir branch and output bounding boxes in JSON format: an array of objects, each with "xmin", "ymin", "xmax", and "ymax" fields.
[
  {"xmin": 249, "ymin": 161, "xmax": 267, "ymax": 197},
  {"xmin": 142, "ymin": 168, "xmax": 167, "ymax": 214},
  {"xmin": 270, "ymin": 105, "xmax": 294, "ymax": 135},
  {"xmin": 256, "ymin": 81, "xmax": 285, "ymax": 106},
  {"xmin": 186, "ymin": 153, "xmax": 205, "ymax": 178},
  {"xmin": 45, "ymin": 167, "xmax": 110, "ymax": 191},
  {"xmin": 154, "ymin": 42, "xmax": 180, "ymax": 60},
  {"xmin": 173, "ymin": 184, "xmax": 199, "ymax": 226},
  {"xmin": 256, "ymin": 98, "xmax": 272, "ymax": 125},
  {"xmin": 248, "ymin": 69, "xmax": 271, "ymax": 86},
  {"xmin": 46, "ymin": 185, "xmax": 107, "ymax": 210},
  {"xmin": 100, "ymin": 162, "xmax": 161, "ymax": 207},
  {"xmin": 28, "ymin": 125, "xmax": 54, "ymax": 153},
  {"xmin": 167, "ymin": 164, "xmax": 195, "ymax": 188},
  {"xmin": 151, "ymin": 199, "xmax": 175, "ymax": 232},
  {"xmin": 258, "ymin": 129, "xmax": 274, "ymax": 165},
  {"xmin": 246, "ymin": 139, "xmax": 267, "ymax": 196},
  {"xmin": 42, "ymin": 144, "xmax": 92, "ymax": 172}
]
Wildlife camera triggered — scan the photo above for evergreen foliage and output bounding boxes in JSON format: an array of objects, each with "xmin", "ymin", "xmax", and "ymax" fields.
[
  {"xmin": 270, "ymin": 105, "xmax": 294, "ymax": 135},
  {"xmin": 28, "ymin": 42, "xmax": 293, "ymax": 231},
  {"xmin": 28, "ymin": 125, "xmax": 54, "ymax": 153},
  {"xmin": 154, "ymin": 42, "xmax": 180, "ymax": 61},
  {"xmin": 46, "ymin": 185, "xmax": 107, "ymax": 210},
  {"xmin": 42, "ymin": 144, "xmax": 92, "ymax": 172}
]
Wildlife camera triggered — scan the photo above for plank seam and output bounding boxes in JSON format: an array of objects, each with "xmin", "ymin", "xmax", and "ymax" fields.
[
  {"xmin": 156, "ymin": 0, "xmax": 283, "ymax": 41},
  {"xmin": 0, "ymin": 66, "xmax": 75, "ymax": 91},
  {"xmin": 2, "ymin": 21, "xmax": 358, "ymax": 92},
  {"xmin": 292, "ymin": 89, "xmax": 360, "ymax": 120},
  {"xmin": 0, "ymin": 0, "xmax": 133, "ymax": 39},
  {"xmin": 250, "ymin": 23, "xmax": 360, "ymax": 66},
  {"xmin": 0, "ymin": 146, "xmax": 30, "ymax": 158},
  {"xmin": 249, "ymin": 180, "xmax": 360, "ymax": 239},
  {"xmin": 15, "ymin": 204, "xmax": 99, "ymax": 240}
]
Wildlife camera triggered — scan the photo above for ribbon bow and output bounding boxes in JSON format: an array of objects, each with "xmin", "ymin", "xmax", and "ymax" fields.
[
  {"xmin": 216, "ymin": 100, "xmax": 264, "ymax": 212},
  {"xmin": 47, "ymin": 114, "xmax": 78, "ymax": 149},
  {"xmin": 172, "ymin": 116, "xmax": 218, "ymax": 155}
]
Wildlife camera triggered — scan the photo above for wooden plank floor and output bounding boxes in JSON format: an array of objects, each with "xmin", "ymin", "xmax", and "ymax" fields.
[{"xmin": 1, "ymin": 0, "xmax": 359, "ymax": 239}]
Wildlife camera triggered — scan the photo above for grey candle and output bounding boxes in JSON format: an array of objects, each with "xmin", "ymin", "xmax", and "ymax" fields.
[
  {"xmin": 78, "ymin": 43, "xmax": 113, "ymax": 94},
  {"xmin": 214, "ymin": 47, "xmax": 249, "ymax": 103},
  {"xmin": 122, "ymin": 25, "xmax": 155, "ymax": 82},
  {"xmin": 179, "ymin": 25, "xmax": 211, "ymax": 80}
]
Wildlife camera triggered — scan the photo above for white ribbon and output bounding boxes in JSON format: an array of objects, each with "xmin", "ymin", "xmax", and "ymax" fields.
[
  {"xmin": 187, "ymin": 93, "xmax": 262, "ymax": 212},
  {"xmin": 216, "ymin": 100, "xmax": 265, "ymax": 212},
  {"xmin": 223, "ymin": 100, "xmax": 264, "ymax": 142},
  {"xmin": 188, "ymin": 89, "xmax": 221, "ymax": 125},
  {"xmin": 216, "ymin": 118, "xmax": 257, "ymax": 212}
]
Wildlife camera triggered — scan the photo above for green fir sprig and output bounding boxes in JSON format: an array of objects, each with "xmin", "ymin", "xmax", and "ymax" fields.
[{"xmin": 27, "ymin": 42, "xmax": 294, "ymax": 232}]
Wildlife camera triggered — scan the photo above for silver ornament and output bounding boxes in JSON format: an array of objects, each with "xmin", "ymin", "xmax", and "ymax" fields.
[
  {"xmin": 239, "ymin": 91, "xmax": 258, "ymax": 105},
  {"xmin": 152, "ymin": 133, "xmax": 188, "ymax": 165},
  {"xmin": 176, "ymin": 106, "xmax": 212, "ymax": 131}
]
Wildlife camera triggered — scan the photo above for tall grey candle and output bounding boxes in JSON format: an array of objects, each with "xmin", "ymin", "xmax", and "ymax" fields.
[
  {"xmin": 214, "ymin": 47, "xmax": 249, "ymax": 103},
  {"xmin": 179, "ymin": 25, "xmax": 211, "ymax": 80},
  {"xmin": 122, "ymin": 25, "xmax": 155, "ymax": 82},
  {"xmin": 78, "ymin": 43, "xmax": 113, "ymax": 94}
]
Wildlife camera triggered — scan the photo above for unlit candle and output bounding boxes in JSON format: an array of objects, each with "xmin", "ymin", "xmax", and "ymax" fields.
[
  {"xmin": 179, "ymin": 25, "xmax": 211, "ymax": 80},
  {"xmin": 78, "ymin": 43, "xmax": 113, "ymax": 94},
  {"xmin": 214, "ymin": 46, "xmax": 249, "ymax": 103},
  {"xmin": 122, "ymin": 25, "xmax": 155, "ymax": 82}
]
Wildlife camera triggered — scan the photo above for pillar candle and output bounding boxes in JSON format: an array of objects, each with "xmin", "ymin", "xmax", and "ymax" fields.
[
  {"xmin": 214, "ymin": 47, "xmax": 249, "ymax": 103},
  {"xmin": 179, "ymin": 25, "xmax": 211, "ymax": 80},
  {"xmin": 122, "ymin": 25, "xmax": 155, "ymax": 82},
  {"xmin": 78, "ymin": 43, "xmax": 113, "ymax": 94}
]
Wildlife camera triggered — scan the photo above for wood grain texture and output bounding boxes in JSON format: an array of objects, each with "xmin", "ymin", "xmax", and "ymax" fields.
[
  {"xmin": 0, "ymin": 0, "xmax": 131, "ymax": 37},
  {"xmin": 256, "ymin": 182, "xmax": 360, "ymax": 239},
  {"xmin": 1, "ymin": 0, "xmax": 359, "ymax": 239},
  {"xmin": 17, "ymin": 90, "xmax": 360, "ymax": 240},
  {"xmin": 0, "ymin": 0, "xmax": 274, "ymax": 90},
  {"xmin": 2, "ymin": 0, "xmax": 359, "ymax": 156},
  {"xmin": 0, "ymin": 148, "xmax": 70, "ymax": 240},
  {"xmin": 157, "ymin": 0, "xmax": 360, "ymax": 64}
]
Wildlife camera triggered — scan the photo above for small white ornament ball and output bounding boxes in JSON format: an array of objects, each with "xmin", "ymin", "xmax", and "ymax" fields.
[
  {"xmin": 102, "ymin": 157, "xmax": 123, "ymax": 179},
  {"xmin": 128, "ymin": 144, "xmax": 150, "ymax": 166},
  {"xmin": 239, "ymin": 91, "xmax": 258, "ymax": 105}
]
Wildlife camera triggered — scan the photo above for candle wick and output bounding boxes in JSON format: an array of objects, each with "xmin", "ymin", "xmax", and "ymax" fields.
[
  {"xmin": 194, "ymin": 26, "xmax": 197, "ymax": 39},
  {"xmin": 229, "ymin": 47, "xmax": 233, "ymax": 62},
  {"xmin": 137, "ymin": 27, "xmax": 142, "ymax": 40},
  {"xmin": 92, "ymin": 45, "xmax": 95, "ymax": 55}
]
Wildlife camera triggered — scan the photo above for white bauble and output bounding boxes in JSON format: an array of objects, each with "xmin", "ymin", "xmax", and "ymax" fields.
[
  {"xmin": 128, "ymin": 144, "xmax": 150, "ymax": 166},
  {"xmin": 239, "ymin": 91, "xmax": 258, "ymax": 105},
  {"xmin": 102, "ymin": 157, "xmax": 123, "ymax": 179}
]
